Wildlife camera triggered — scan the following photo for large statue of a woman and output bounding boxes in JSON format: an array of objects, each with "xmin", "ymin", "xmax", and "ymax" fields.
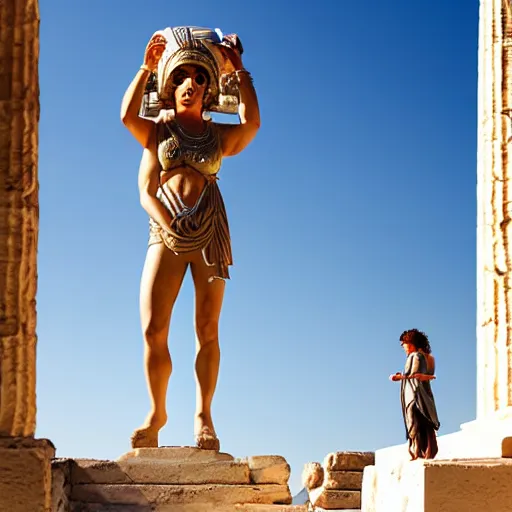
[{"xmin": 120, "ymin": 27, "xmax": 260, "ymax": 450}]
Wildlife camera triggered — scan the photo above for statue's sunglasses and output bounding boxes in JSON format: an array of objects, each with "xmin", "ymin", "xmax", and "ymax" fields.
[{"xmin": 172, "ymin": 70, "xmax": 208, "ymax": 87}]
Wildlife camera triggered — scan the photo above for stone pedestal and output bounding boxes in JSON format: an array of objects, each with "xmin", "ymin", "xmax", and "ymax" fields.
[
  {"xmin": 302, "ymin": 451, "xmax": 374, "ymax": 510},
  {"xmin": 362, "ymin": 458, "xmax": 512, "ymax": 512},
  {"xmin": 0, "ymin": 437, "xmax": 55, "ymax": 512},
  {"xmin": 52, "ymin": 447, "xmax": 303, "ymax": 512},
  {"xmin": 362, "ymin": 411, "xmax": 512, "ymax": 512}
]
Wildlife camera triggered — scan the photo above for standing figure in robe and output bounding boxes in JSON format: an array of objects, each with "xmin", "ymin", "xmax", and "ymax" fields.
[{"xmin": 390, "ymin": 329, "xmax": 440, "ymax": 460}]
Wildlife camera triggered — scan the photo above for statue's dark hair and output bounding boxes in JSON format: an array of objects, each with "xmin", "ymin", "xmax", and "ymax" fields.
[{"xmin": 399, "ymin": 328, "xmax": 432, "ymax": 354}]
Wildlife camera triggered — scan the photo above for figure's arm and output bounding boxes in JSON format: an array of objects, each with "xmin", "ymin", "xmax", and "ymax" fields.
[
  {"xmin": 410, "ymin": 373, "xmax": 436, "ymax": 381},
  {"xmin": 138, "ymin": 130, "xmax": 173, "ymax": 232},
  {"xmin": 389, "ymin": 372, "xmax": 436, "ymax": 382},
  {"xmin": 390, "ymin": 353, "xmax": 434, "ymax": 382},
  {"xmin": 217, "ymin": 39, "xmax": 261, "ymax": 156},
  {"xmin": 121, "ymin": 33, "xmax": 166, "ymax": 148}
]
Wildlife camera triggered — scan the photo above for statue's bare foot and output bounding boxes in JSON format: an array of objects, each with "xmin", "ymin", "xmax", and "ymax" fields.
[
  {"xmin": 131, "ymin": 413, "xmax": 167, "ymax": 449},
  {"xmin": 131, "ymin": 426, "xmax": 159, "ymax": 448},
  {"xmin": 195, "ymin": 426, "xmax": 220, "ymax": 451},
  {"xmin": 194, "ymin": 413, "xmax": 220, "ymax": 451}
]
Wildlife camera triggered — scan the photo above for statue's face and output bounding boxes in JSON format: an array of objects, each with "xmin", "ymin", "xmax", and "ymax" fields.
[{"xmin": 172, "ymin": 65, "xmax": 209, "ymax": 110}]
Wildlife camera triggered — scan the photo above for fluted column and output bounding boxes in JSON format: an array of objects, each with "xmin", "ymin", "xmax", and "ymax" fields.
[
  {"xmin": 0, "ymin": 0, "xmax": 40, "ymax": 437},
  {"xmin": 477, "ymin": 0, "xmax": 512, "ymax": 419}
]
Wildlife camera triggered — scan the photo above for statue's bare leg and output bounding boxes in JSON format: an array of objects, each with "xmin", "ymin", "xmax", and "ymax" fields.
[
  {"xmin": 132, "ymin": 243, "xmax": 188, "ymax": 448},
  {"xmin": 190, "ymin": 251, "xmax": 225, "ymax": 450}
]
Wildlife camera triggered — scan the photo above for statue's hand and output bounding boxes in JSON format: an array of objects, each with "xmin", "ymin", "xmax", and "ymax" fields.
[
  {"xmin": 143, "ymin": 32, "xmax": 167, "ymax": 72},
  {"xmin": 219, "ymin": 34, "xmax": 244, "ymax": 70}
]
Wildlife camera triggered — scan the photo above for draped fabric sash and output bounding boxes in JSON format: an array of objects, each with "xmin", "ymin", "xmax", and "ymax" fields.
[{"xmin": 149, "ymin": 179, "xmax": 233, "ymax": 280}]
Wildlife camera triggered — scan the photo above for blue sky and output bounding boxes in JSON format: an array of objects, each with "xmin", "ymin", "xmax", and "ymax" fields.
[{"xmin": 36, "ymin": 0, "xmax": 479, "ymax": 493}]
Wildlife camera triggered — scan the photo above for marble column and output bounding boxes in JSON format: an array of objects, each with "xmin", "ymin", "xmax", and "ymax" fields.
[{"xmin": 477, "ymin": 0, "xmax": 512, "ymax": 420}]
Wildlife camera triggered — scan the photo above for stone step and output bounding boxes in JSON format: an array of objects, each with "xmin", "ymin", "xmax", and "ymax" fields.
[
  {"xmin": 363, "ymin": 457, "xmax": 512, "ymax": 512},
  {"xmin": 324, "ymin": 452, "xmax": 374, "ymax": 472},
  {"xmin": 70, "ymin": 505, "xmax": 151, "ymax": 512},
  {"xmin": 118, "ymin": 446, "xmax": 234, "ymax": 463},
  {"xmin": 238, "ymin": 456, "xmax": 290, "ymax": 485},
  {"xmin": 323, "ymin": 470, "xmax": 363, "ymax": 490},
  {"xmin": 71, "ymin": 483, "xmax": 291, "ymax": 508},
  {"xmin": 235, "ymin": 505, "xmax": 308, "ymax": 511},
  {"xmin": 53, "ymin": 449, "xmax": 294, "ymax": 511},
  {"xmin": 70, "ymin": 458, "xmax": 251, "ymax": 485},
  {"xmin": 313, "ymin": 509, "xmax": 360, "ymax": 512},
  {"xmin": 114, "ymin": 448, "xmax": 290, "ymax": 485},
  {"xmin": 309, "ymin": 488, "xmax": 361, "ymax": 509},
  {"xmin": 70, "ymin": 503, "xmax": 307, "ymax": 512}
]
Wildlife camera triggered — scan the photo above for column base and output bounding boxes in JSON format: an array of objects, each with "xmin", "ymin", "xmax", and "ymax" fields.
[{"xmin": 0, "ymin": 437, "xmax": 55, "ymax": 512}]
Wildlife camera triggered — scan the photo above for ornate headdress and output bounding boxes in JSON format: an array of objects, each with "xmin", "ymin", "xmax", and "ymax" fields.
[
  {"xmin": 141, "ymin": 26, "xmax": 239, "ymax": 117},
  {"xmin": 157, "ymin": 27, "xmax": 221, "ymax": 109}
]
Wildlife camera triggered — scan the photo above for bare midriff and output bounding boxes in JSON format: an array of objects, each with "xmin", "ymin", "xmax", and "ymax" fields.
[{"xmin": 160, "ymin": 166, "xmax": 208, "ymax": 208}]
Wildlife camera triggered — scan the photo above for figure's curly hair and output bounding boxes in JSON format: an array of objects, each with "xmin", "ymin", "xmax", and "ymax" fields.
[{"xmin": 399, "ymin": 328, "xmax": 432, "ymax": 354}]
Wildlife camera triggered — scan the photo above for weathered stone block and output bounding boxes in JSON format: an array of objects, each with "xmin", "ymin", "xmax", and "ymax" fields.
[
  {"xmin": 323, "ymin": 470, "xmax": 363, "ymax": 490},
  {"xmin": 71, "ymin": 483, "xmax": 292, "ymax": 507},
  {"xmin": 324, "ymin": 451, "xmax": 375, "ymax": 472},
  {"xmin": 301, "ymin": 462, "xmax": 324, "ymax": 490},
  {"xmin": 118, "ymin": 446, "xmax": 234, "ymax": 463},
  {"xmin": 70, "ymin": 502, "xmax": 304, "ymax": 512},
  {"xmin": 0, "ymin": 437, "xmax": 55, "ymax": 512},
  {"xmin": 234, "ymin": 506, "xmax": 308, "ymax": 512},
  {"xmin": 240, "ymin": 456, "xmax": 290, "ymax": 485},
  {"xmin": 52, "ymin": 458, "xmax": 72, "ymax": 512},
  {"xmin": 361, "ymin": 458, "xmax": 512, "ymax": 512},
  {"xmin": 70, "ymin": 505, "xmax": 152, "ymax": 512},
  {"xmin": 309, "ymin": 487, "xmax": 361, "ymax": 509},
  {"xmin": 71, "ymin": 458, "xmax": 250, "ymax": 485}
]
